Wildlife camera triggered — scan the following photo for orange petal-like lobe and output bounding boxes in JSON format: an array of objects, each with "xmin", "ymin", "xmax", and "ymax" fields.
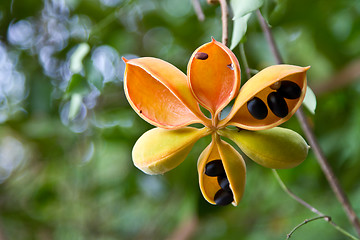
[
  {"xmin": 220, "ymin": 65, "xmax": 309, "ymax": 130},
  {"xmin": 188, "ymin": 39, "xmax": 241, "ymax": 117},
  {"xmin": 124, "ymin": 57, "xmax": 210, "ymax": 129}
]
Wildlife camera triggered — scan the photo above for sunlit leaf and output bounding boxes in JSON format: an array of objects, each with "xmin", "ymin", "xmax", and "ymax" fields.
[
  {"xmin": 303, "ymin": 86, "xmax": 317, "ymax": 114},
  {"xmin": 70, "ymin": 43, "xmax": 90, "ymax": 73},
  {"xmin": 68, "ymin": 93, "xmax": 82, "ymax": 120},
  {"xmin": 230, "ymin": 13, "xmax": 251, "ymax": 50},
  {"xmin": 230, "ymin": 0, "xmax": 264, "ymax": 19}
]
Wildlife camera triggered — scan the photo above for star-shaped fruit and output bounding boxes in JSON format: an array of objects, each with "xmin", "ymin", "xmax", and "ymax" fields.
[{"xmin": 123, "ymin": 38, "xmax": 309, "ymax": 206}]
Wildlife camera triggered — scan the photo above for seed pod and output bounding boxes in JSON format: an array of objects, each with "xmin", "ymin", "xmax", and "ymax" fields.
[
  {"xmin": 219, "ymin": 65, "xmax": 309, "ymax": 131},
  {"xmin": 218, "ymin": 127, "xmax": 309, "ymax": 169},
  {"xmin": 247, "ymin": 97, "xmax": 268, "ymax": 120},
  {"xmin": 278, "ymin": 81, "xmax": 301, "ymax": 99},
  {"xmin": 198, "ymin": 140, "xmax": 246, "ymax": 206},
  {"xmin": 205, "ymin": 160, "xmax": 225, "ymax": 177},
  {"xmin": 214, "ymin": 189, "xmax": 234, "ymax": 206},
  {"xmin": 267, "ymin": 92, "xmax": 288, "ymax": 118},
  {"xmin": 217, "ymin": 175, "xmax": 231, "ymax": 192},
  {"xmin": 132, "ymin": 127, "xmax": 209, "ymax": 175}
]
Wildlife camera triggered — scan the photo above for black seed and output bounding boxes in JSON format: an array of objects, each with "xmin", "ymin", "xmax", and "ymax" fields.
[
  {"xmin": 139, "ymin": 110, "xmax": 142, "ymax": 114},
  {"xmin": 205, "ymin": 160, "xmax": 225, "ymax": 177},
  {"xmin": 247, "ymin": 97, "xmax": 268, "ymax": 120},
  {"xmin": 278, "ymin": 81, "xmax": 301, "ymax": 99},
  {"xmin": 267, "ymin": 92, "xmax": 288, "ymax": 118},
  {"xmin": 217, "ymin": 175, "xmax": 231, "ymax": 192},
  {"xmin": 214, "ymin": 189, "xmax": 233, "ymax": 206},
  {"xmin": 195, "ymin": 52, "xmax": 208, "ymax": 60}
]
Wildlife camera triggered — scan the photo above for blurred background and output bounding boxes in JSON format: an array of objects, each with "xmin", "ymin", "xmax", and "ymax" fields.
[{"xmin": 0, "ymin": 0, "xmax": 360, "ymax": 239}]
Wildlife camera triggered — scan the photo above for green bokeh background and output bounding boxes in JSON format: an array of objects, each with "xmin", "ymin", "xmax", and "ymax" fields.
[{"xmin": 0, "ymin": 0, "xmax": 359, "ymax": 239}]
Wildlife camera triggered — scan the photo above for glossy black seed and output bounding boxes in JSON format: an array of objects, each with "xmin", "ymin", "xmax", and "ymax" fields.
[
  {"xmin": 278, "ymin": 81, "xmax": 301, "ymax": 99},
  {"xmin": 205, "ymin": 160, "xmax": 225, "ymax": 177},
  {"xmin": 195, "ymin": 52, "xmax": 208, "ymax": 60},
  {"xmin": 214, "ymin": 189, "xmax": 233, "ymax": 206},
  {"xmin": 217, "ymin": 175, "xmax": 231, "ymax": 192},
  {"xmin": 267, "ymin": 92, "xmax": 289, "ymax": 118},
  {"xmin": 247, "ymin": 97, "xmax": 268, "ymax": 120}
]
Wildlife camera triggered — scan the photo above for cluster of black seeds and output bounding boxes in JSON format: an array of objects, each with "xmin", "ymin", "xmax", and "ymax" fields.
[
  {"xmin": 247, "ymin": 81, "xmax": 301, "ymax": 119},
  {"xmin": 205, "ymin": 160, "xmax": 233, "ymax": 206}
]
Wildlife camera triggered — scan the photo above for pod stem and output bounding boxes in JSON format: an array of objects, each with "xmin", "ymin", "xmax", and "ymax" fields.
[
  {"xmin": 209, "ymin": 0, "xmax": 228, "ymax": 45},
  {"xmin": 256, "ymin": 9, "xmax": 360, "ymax": 236}
]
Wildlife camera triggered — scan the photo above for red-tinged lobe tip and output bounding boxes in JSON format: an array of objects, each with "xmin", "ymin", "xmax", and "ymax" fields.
[{"xmin": 122, "ymin": 57, "xmax": 128, "ymax": 63}]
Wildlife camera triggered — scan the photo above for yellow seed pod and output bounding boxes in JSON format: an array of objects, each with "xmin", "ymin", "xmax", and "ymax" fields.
[
  {"xmin": 197, "ymin": 138, "xmax": 246, "ymax": 206},
  {"xmin": 133, "ymin": 127, "xmax": 210, "ymax": 175},
  {"xmin": 218, "ymin": 127, "xmax": 309, "ymax": 169},
  {"xmin": 220, "ymin": 65, "xmax": 309, "ymax": 130}
]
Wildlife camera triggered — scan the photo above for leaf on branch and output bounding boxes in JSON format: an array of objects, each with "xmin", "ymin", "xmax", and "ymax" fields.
[
  {"xmin": 230, "ymin": 13, "xmax": 251, "ymax": 50},
  {"xmin": 230, "ymin": 0, "xmax": 264, "ymax": 19},
  {"xmin": 302, "ymin": 86, "xmax": 317, "ymax": 114},
  {"xmin": 229, "ymin": 0, "xmax": 264, "ymax": 49}
]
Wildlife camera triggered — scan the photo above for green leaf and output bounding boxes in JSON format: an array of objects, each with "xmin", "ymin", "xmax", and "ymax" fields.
[
  {"xmin": 70, "ymin": 43, "xmax": 90, "ymax": 73},
  {"xmin": 303, "ymin": 86, "xmax": 317, "ymax": 114},
  {"xmin": 66, "ymin": 74, "xmax": 90, "ymax": 96},
  {"xmin": 230, "ymin": 13, "xmax": 251, "ymax": 50},
  {"xmin": 230, "ymin": 0, "xmax": 264, "ymax": 19},
  {"xmin": 68, "ymin": 93, "xmax": 82, "ymax": 120}
]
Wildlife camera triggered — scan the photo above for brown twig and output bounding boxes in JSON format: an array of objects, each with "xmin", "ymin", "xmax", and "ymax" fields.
[
  {"xmin": 256, "ymin": 9, "xmax": 360, "ymax": 236},
  {"xmin": 207, "ymin": 0, "xmax": 228, "ymax": 45},
  {"xmin": 218, "ymin": 0, "xmax": 228, "ymax": 45},
  {"xmin": 256, "ymin": 10, "xmax": 283, "ymax": 64},
  {"xmin": 286, "ymin": 216, "xmax": 331, "ymax": 239},
  {"xmin": 191, "ymin": 0, "xmax": 205, "ymax": 21}
]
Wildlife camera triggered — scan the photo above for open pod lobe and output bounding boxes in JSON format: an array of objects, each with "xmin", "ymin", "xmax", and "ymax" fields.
[
  {"xmin": 188, "ymin": 38, "xmax": 241, "ymax": 117},
  {"xmin": 220, "ymin": 65, "xmax": 309, "ymax": 130},
  {"xmin": 197, "ymin": 136, "xmax": 246, "ymax": 206},
  {"xmin": 124, "ymin": 57, "xmax": 210, "ymax": 129}
]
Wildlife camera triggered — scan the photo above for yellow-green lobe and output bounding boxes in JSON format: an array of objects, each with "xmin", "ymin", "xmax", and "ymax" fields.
[
  {"xmin": 219, "ymin": 127, "xmax": 309, "ymax": 169},
  {"xmin": 132, "ymin": 127, "xmax": 210, "ymax": 175}
]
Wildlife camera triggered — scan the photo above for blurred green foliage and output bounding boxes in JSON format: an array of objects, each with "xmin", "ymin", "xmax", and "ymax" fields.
[{"xmin": 0, "ymin": 0, "xmax": 360, "ymax": 239}]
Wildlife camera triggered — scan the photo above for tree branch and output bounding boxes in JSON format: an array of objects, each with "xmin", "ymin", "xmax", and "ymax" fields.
[{"xmin": 256, "ymin": 9, "xmax": 360, "ymax": 236}]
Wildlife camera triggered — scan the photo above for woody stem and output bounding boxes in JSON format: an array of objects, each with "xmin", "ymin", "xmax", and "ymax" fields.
[{"xmin": 218, "ymin": 0, "xmax": 228, "ymax": 46}]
